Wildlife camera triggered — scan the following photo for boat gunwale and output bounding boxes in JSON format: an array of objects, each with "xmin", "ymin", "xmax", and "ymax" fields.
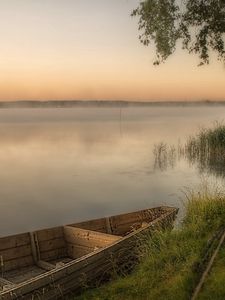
[{"xmin": 0, "ymin": 206, "xmax": 178, "ymax": 297}]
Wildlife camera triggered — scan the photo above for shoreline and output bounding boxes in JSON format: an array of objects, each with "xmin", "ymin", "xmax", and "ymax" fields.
[{"xmin": 0, "ymin": 100, "xmax": 225, "ymax": 109}]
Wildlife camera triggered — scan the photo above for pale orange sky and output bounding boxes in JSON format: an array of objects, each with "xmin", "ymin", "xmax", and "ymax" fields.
[{"xmin": 0, "ymin": 0, "xmax": 224, "ymax": 101}]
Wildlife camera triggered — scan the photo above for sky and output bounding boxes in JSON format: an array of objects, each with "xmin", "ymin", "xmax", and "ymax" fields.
[{"xmin": 0, "ymin": 0, "xmax": 224, "ymax": 102}]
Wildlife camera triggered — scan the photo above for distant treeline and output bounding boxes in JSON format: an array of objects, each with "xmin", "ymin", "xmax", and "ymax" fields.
[{"xmin": 0, "ymin": 100, "xmax": 225, "ymax": 108}]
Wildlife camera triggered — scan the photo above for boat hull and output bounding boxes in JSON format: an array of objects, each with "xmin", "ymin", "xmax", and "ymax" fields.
[{"xmin": 0, "ymin": 206, "xmax": 178, "ymax": 299}]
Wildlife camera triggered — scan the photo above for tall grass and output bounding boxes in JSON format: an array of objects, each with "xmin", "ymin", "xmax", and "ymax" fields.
[
  {"xmin": 186, "ymin": 123, "xmax": 225, "ymax": 154},
  {"xmin": 153, "ymin": 123, "xmax": 225, "ymax": 177},
  {"xmin": 185, "ymin": 123, "xmax": 225, "ymax": 177},
  {"xmin": 74, "ymin": 124, "xmax": 225, "ymax": 299},
  {"xmin": 75, "ymin": 186, "xmax": 225, "ymax": 300},
  {"xmin": 153, "ymin": 142, "xmax": 177, "ymax": 171}
]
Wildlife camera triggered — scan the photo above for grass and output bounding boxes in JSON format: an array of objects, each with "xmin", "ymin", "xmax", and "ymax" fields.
[
  {"xmin": 72, "ymin": 124, "xmax": 225, "ymax": 299},
  {"xmin": 74, "ymin": 186, "xmax": 225, "ymax": 300},
  {"xmin": 153, "ymin": 142, "xmax": 177, "ymax": 171},
  {"xmin": 185, "ymin": 123, "xmax": 225, "ymax": 177},
  {"xmin": 198, "ymin": 242, "xmax": 225, "ymax": 299},
  {"xmin": 186, "ymin": 123, "xmax": 225, "ymax": 154},
  {"xmin": 153, "ymin": 123, "xmax": 225, "ymax": 177}
]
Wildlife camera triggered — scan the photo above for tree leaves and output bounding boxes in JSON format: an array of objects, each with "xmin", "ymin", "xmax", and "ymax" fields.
[{"xmin": 132, "ymin": 0, "xmax": 225, "ymax": 65}]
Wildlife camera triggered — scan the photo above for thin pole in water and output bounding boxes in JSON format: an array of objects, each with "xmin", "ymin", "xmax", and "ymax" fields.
[{"xmin": 119, "ymin": 103, "xmax": 122, "ymax": 137}]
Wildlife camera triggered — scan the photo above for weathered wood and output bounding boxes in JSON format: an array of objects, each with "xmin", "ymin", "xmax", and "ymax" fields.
[
  {"xmin": 64, "ymin": 226, "xmax": 121, "ymax": 249},
  {"xmin": 69, "ymin": 218, "xmax": 107, "ymax": 233},
  {"xmin": 40, "ymin": 248, "xmax": 67, "ymax": 261},
  {"xmin": 105, "ymin": 217, "xmax": 112, "ymax": 234},
  {"xmin": 0, "ymin": 247, "xmax": 116, "ymax": 299},
  {"xmin": 0, "ymin": 225, "xmax": 143, "ymax": 299},
  {"xmin": 110, "ymin": 222, "xmax": 150, "ymax": 236},
  {"xmin": 36, "ymin": 227, "xmax": 64, "ymax": 242},
  {"xmin": 3, "ymin": 256, "xmax": 34, "ymax": 272},
  {"xmin": 110, "ymin": 208, "xmax": 163, "ymax": 235},
  {"xmin": 38, "ymin": 238, "xmax": 66, "ymax": 253},
  {"xmin": 0, "ymin": 206, "xmax": 178, "ymax": 300},
  {"xmin": 27, "ymin": 258, "xmax": 118, "ymax": 299},
  {"xmin": 0, "ymin": 245, "xmax": 32, "ymax": 262},
  {"xmin": 0, "ymin": 233, "xmax": 30, "ymax": 251},
  {"xmin": 29, "ymin": 232, "xmax": 41, "ymax": 265},
  {"xmin": 33, "ymin": 227, "xmax": 67, "ymax": 263},
  {"xmin": 5, "ymin": 265, "xmax": 46, "ymax": 285},
  {"xmin": 37, "ymin": 260, "xmax": 55, "ymax": 271},
  {"xmin": 114, "ymin": 210, "xmax": 173, "ymax": 235},
  {"xmin": 0, "ymin": 277, "xmax": 14, "ymax": 287},
  {"xmin": 67, "ymin": 243, "xmax": 94, "ymax": 259}
]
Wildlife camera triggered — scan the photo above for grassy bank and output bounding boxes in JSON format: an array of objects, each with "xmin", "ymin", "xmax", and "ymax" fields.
[
  {"xmin": 75, "ymin": 187, "xmax": 225, "ymax": 300},
  {"xmin": 73, "ymin": 124, "xmax": 225, "ymax": 299}
]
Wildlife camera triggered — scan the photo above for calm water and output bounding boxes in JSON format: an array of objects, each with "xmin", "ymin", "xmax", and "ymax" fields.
[{"xmin": 0, "ymin": 106, "xmax": 225, "ymax": 236}]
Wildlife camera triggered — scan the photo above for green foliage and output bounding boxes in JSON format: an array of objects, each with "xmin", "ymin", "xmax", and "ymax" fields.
[
  {"xmin": 131, "ymin": 0, "xmax": 225, "ymax": 65},
  {"xmin": 74, "ymin": 188, "xmax": 225, "ymax": 300}
]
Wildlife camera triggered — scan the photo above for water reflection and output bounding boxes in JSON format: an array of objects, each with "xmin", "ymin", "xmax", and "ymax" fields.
[
  {"xmin": 153, "ymin": 143, "xmax": 177, "ymax": 171},
  {"xmin": 185, "ymin": 131, "xmax": 225, "ymax": 178},
  {"xmin": 185, "ymin": 151, "xmax": 225, "ymax": 178},
  {"xmin": 153, "ymin": 134, "xmax": 225, "ymax": 178},
  {"xmin": 0, "ymin": 106, "xmax": 225, "ymax": 236}
]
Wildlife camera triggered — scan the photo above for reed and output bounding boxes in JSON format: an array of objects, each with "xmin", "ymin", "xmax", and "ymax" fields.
[
  {"xmin": 153, "ymin": 123, "xmax": 225, "ymax": 177},
  {"xmin": 74, "ymin": 124, "xmax": 225, "ymax": 299},
  {"xmin": 153, "ymin": 142, "xmax": 177, "ymax": 171},
  {"xmin": 184, "ymin": 123, "xmax": 225, "ymax": 177}
]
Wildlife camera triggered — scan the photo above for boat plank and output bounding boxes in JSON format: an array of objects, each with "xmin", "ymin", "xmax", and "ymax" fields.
[
  {"xmin": 3, "ymin": 256, "xmax": 34, "ymax": 272},
  {"xmin": 25, "ymin": 260, "xmax": 116, "ymax": 299},
  {"xmin": 0, "ymin": 245, "xmax": 32, "ymax": 262},
  {"xmin": 110, "ymin": 210, "xmax": 160, "ymax": 227},
  {"xmin": 40, "ymin": 248, "xmax": 67, "ymax": 261},
  {"xmin": 36, "ymin": 227, "xmax": 64, "ymax": 242},
  {"xmin": 70, "ymin": 218, "xmax": 107, "ymax": 233},
  {"xmin": 5, "ymin": 265, "xmax": 46, "ymax": 285},
  {"xmin": 64, "ymin": 226, "xmax": 121, "ymax": 249},
  {"xmin": 0, "ymin": 233, "xmax": 30, "ymax": 251},
  {"xmin": 67, "ymin": 243, "xmax": 94, "ymax": 259},
  {"xmin": 38, "ymin": 238, "xmax": 66, "ymax": 253},
  {"xmin": 37, "ymin": 260, "xmax": 56, "ymax": 271},
  {"xmin": 0, "ymin": 277, "xmax": 15, "ymax": 287}
]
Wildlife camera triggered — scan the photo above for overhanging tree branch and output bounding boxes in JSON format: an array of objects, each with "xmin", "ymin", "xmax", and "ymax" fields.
[{"xmin": 131, "ymin": 0, "xmax": 225, "ymax": 65}]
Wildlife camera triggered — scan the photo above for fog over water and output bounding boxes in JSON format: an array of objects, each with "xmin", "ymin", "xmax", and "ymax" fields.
[{"xmin": 0, "ymin": 106, "xmax": 225, "ymax": 236}]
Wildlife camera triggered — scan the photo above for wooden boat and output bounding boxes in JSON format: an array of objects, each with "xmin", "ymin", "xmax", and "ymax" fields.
[{"xmin": 0, "ymin": 206, "xmax": 178, "ymax": 299}]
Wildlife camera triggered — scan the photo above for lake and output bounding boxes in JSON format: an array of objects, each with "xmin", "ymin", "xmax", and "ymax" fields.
[{"xmin": 0, "ymin": 105, "xmax": 225, "ymax": 235}]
